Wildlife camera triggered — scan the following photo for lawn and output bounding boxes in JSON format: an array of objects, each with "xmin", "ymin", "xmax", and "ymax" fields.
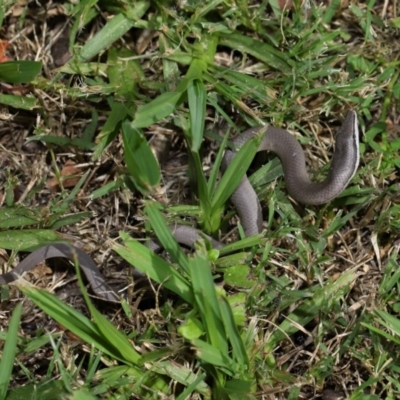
[{"xmin": 0, "ymin": 1, "xmax": 399, "ymax": 399}]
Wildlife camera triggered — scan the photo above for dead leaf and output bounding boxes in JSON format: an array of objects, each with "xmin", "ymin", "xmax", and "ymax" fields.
[
  {"xmin": 46, "ymin": 160, "xmax": 83, "ymax": 192},
  {"xmin": 0, "ymin": 39, "xmax": 10, "ymax": 62}
]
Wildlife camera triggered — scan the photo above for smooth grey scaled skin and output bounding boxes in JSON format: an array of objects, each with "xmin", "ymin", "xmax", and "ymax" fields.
[
  {"xmin": 222, "ymin": 110, "xmax": 359, "ymax": 236},
  {"xmin": 0, "ymin": 111, "xmax": 359, "ymax": 302},
  {"xmin": 0, "ymin": 244, "xmax": 119, "ymax": 302},
  {"xmin": 164, "ymin": 110, "xmax": 359, "ymax": 243}
]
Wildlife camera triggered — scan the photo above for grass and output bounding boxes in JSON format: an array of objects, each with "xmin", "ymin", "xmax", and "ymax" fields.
[{"xmin": 0, "ymin": 0, "xmax": 399, "ymax": 399}]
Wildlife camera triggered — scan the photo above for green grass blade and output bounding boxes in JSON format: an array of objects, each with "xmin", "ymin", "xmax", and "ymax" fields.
[
  {"xmin": 29, "ymin": 130, "xmax": 94, "ymax": 150},
  {"xmin": 159, "ymin": 34, "xmax": 180, "ymax": 91},
  {"xmin": 175, "ymin": 373, "xmax": 209, "ymax": 400},
  {"xmin": 219, "ymin": 296, "xmax": 249, "ymax": 369},
  {"xmin": 79, "ymin": 13, "xmax": 137, "ymax": 61},
  {"xmin": 5, "ymin": 381, "xmax": 67, "ymax": 400},
  {"xmin": 191, "ymin": 338, "xmax": 235, "ymax": 375},
  {"xmin": 0, "ymin": 93, "xmax": 38, "ymax": 110},
  {"xmin": 0, "ymin": 229, "xmax": 66, "ymax": 251},
  {"xmin": 114, "ymin": 233, "xmax": 194, "ymax": 305},
  {"xmin": 188, "ymin": 76, "xmax": 206, "ymax": 152},
  {"xmin": 48, "ymin": 212, "xmax": 92, "ymax": 231},
  {"xmin": 70, "ymin": 255, "xmax": 142, "ymax": 366},
  {"xmin": 191, "ymin": 151, "xmax": 214, "ymax": 232},
  {"xmin": 211, "ymin": 127, "xmax": 265, "ymax": 214},
  {"xmin": 361, "ymin": 322, "xmax": 400, "ymax": 346},
  {"xmin": 69, "ymin": 0, "xmax": 99, "ymax": 45},
  {"xmin": 0, "ymin": 61, "xmax": 41, "ymax": 83},
  {"xmin": 132, "ymin": 57, "xmax": 205, "ymax": 130},
  {"xmin": 90, "ymin": 179, "xmax": 122, "ymax": 200},
  {"xmin": 88, "ymin": 303, "xmax": 143, "ymax": 365},
  {"xmin": 217, "ymin": 236, "xmax": 264, "ymax": 255},
  {"xmin": 205, "ymin": 100, "xmax": 234, "ymax": 196},
  {"xmin": 374, "ymin": 310, "xmax": 400, "ymax": 337},
  {"xmin": 145, "ymin": 202, "xmax": 190, "ymax": 274},
  {"xmin": 323, "ymin": 0, "xmax": 344, "ymax": 23},
  {"xmin": 0, "ymin": 1, "xmax": 6, "ymax": 27},
  {"xmin": 132, "ymin": 90, "xmax": 183, "ymax": 129},
  {"xmin": 209, "ymin": 66, "xmax": 275, "ymax": 106},
  {"xmin": 20, "ymin": 286, "xmax": 139, "ymax": 364},
  {"xmin": 265, "ymin": 267, "xmax": 359, "ymax": 352},
  {"xmin": 322, "ymin": 204, "xmax": 366, "ymax": 238},
  {"xmin": 189, "ymin": 249, "xmax": 228, "ymax": 357},
  {"xmin": 92, "ymin": 99, "xmax": 130, "ymax": 160},
  {"xmin": 218, "ymin": 32, "xmax": 291, "ymax": 72},
  {"xmin": 207, "ymin": 130, "xmax": 229, "ymax": 194},
  {"xmin": 152, "ymin": 362, "xmax": 210, "ymax": 397},
  {"xmin": 0, "ymin": 207, "xmax": 40, "ymax": 229},
  {"xmin": 121, "ymin": 120, "xmax": 161, "ymax": 194},
  {"xmin": 0, "ymin": 303, "xmax": 22, "ymax": 400},
  {"xmin": 204, "ymin": 73, "xmax": 250, "ymax": 112},
  {"xmin": 107, "ymin": 48, "xmax": 143, "ymax": 100}
]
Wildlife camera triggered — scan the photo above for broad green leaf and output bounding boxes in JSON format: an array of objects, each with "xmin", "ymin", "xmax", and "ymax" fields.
[
  {"xmin": 189, "ymin": 250, "xmax": 228, "ymax": 356},
  {"xmin": 114, "ymin": 233, "xmax": 194, "ymax": 305},
  {"xmin": 215, "ymin": 252, "xmax": 250, "ymax": 269},
  {"xmin": 132, "ymin": 91, "xmax": 183, "ymax": 129},
  {"xmin": 0, "ymin": 93, "xmax": 38, "ymax": 110},
  {"xmin": 107, "ymin": 47, "xmax": 143, "ymax": 99},
  {"xmin": 145, "ymin": 202, "xmax": 190, "ymax": 274},
  {"xmin": 21, "ymin": 286, "xmax": 141, "ymax": 365},
  {"xmin": 0, "ymin": 61, "xmax": 41, "ymax": 83},
  {"xmin": 223, "ymin": 265, "xmax": 254, "ymax": 289},
  {"xmin": 132, "ymin": 58, "xmax": 204, "ymax": 129},
  {"xmin": 187, "ymin": 63, "xmax": 206, "ymax": 152},
  {"xmin": 5, "ymin": 381, "xmax": 67, "ymax": 400},
  {"xmin": 90, "ymin": 179, "xmax": 123, "ymax": 200},
  {"xmin": 219, "ymin": 296, "xmax": 249, "ymax": 368},
  {"xmin": 178, "ymin": 317, "xmax": 204, "ymax": 340},
  {"xmin": 191, "ymin": 338, "xmax": 235, "ymax": 374},
  {"xmin": 121, "ymin": 120, "xmax": 160, "ymax": 194},
  {"xmin": 0, "ymin": 230, "xmax": 65, "ymax": 251},
  {"xmin": 0, "ymin": 207, "xmax": 41, "ymax": 229},
  {"xmin": 79, "ymin": 13, "xmax": 136, "ymax": 61},
  {"xmin": 72, "ymin": 258, "xmax": 142, "ymax": 365}
]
